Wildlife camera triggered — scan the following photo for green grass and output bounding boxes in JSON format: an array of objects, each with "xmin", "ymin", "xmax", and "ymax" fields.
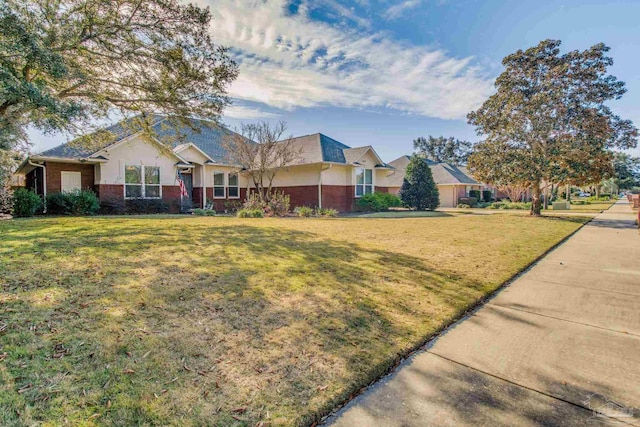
[
  {"xmin": 566, "ymin": 199, "xmax": 615, "ymax": 212},
  {"xmin": 347, "ymin": 210, "xmax": 450, "ymax": 218},
  {"xmin": 0, "ymin": 214, "xmax": 588, "ymax": 426}
]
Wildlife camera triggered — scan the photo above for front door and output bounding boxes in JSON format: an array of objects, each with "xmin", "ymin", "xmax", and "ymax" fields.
[{"xmin": 180, "ymin": 173, "xmax": 193, "ymax": 211}]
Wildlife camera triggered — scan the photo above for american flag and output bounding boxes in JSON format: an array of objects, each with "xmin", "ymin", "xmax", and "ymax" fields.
[{"xmin": 177, "ymin": 171, "xmax": 188, "ymax": 197}]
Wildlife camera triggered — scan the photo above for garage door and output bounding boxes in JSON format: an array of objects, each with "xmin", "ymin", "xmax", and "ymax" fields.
[{"xmin": 439, "ymin": 186, "xmax": 455, "ymax": 208}]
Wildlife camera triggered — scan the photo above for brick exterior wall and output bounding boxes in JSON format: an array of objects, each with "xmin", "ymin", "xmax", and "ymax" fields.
[
  {"xmin": 96, "ymin": 184, "xmax": 124, "ymax": 202},
  {"xmin": 192, "ymin": 187, "xmax": 203, "ymax": 209},
  {"xmin": 45, "ymin": 161, "xmax": 95, "ymax": 194},
  {"xmin": 321, "ymin": 185, "xmax": 356, "ymax": 212},
  {"xmin": 162, "ymin": 186, "xmax": 182, "ymax": 213},
  {"xmin": 272, "ymin": 185, "xmax": 319, "ymax": 210},
  {"xmin": 96, "ymin": 184, "xmax": 181, "ymax": 213},
  {"xmin": 205, "ymin": 188, "xmax": 247, "ymax": 212}
]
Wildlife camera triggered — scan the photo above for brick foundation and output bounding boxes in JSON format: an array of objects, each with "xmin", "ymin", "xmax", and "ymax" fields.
[
  {"xmin": 320, "ymin": 185, "xmax": 355, "ymax": 212},
  {"xmin": 205, "ymin": 188, "xmax": 247, "ymax": 212},
  {"xmin": 96, "ymin": 184, "xmax": 124, "ymax": 201},
  {"xmin": 272, "ymin": 185, "xmax": 319, "ymax": 209},
  {"xmin": 192, "ymin": 187, "xmax": 203, "ymax": 209}
]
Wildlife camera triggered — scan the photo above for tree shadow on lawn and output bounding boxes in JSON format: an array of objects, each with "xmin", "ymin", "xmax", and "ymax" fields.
[{"xmin": 1, "ymin": 220, "xmax": 495, "ymax": 426}]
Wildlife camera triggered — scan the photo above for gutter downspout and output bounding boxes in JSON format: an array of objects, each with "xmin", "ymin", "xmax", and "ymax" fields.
[
  {"xmin": 28, "ymin": 160, "xmax": 47, "ymax": 213},
  {"xmin": 319, "ymin": 164, "xmax": 332, "ymax": 209},
  {"xmin": 201, "ymin": 164, "xmax": 206, "ymax": 208}
]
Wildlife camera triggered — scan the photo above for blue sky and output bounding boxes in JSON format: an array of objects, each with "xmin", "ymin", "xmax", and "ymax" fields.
[{"xmin": 30, "ymin": 0, "xmax": 640, "ymax": 160}]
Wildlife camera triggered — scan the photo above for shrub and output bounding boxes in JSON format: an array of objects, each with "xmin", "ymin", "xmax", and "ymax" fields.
[
  {"xmin": 237, "ymin": 209, "xmax": 264, "ymax": 218},
  {"xmin": 193, "ymin": 208, "xmax": 216, "ymax": 216},
  {"xmin": 72, "ymin": 190, "xmax": 100, "ymax": 215},
  {"xmin": 586, "ymin": 195, "xmax": 610, "ymax": 202},
  {"xmin": 357, "ymin": 192, "xmax": 402, "ymax": 212},
  {"xmin": 456, "ymin": 203, "xmax": 471, "ymax": 208},
  {"xmin": 12, "ymin": 188, "xmax": 43, "ymax": 217},
  {"xmin": 458, "ymin": 197, "xmax": 477, "ymax": 207},
  {"xmin": 571, "ymin": 200, "xmax": 590, "ymax": 205},
  {"xmin": 265, "ymin": 191, "xmax": 290, "ymax": 217},
  {"xmin": 295, "ymin": 206, "xmax": 314, "ymax": 217},
  {"xmin": 0, "ymin": 186, "xmax": 13, "ymax": 214},
  {"xmin": 469, "ymin": 189, "xmax": 481, "ymax": 200},
  {"xmin": 46, "ymin": 190, "xmax": 101, "ymax": 215},
  {"xmin": 482, "ymin": 190, "xmax": 493, "ymax": 202},
  {"xmin": 46, "ymin": 193, "xmax": 72, "ymax": 214},
  {"xmin": 123, "ymin": 198, "xmax": 173, "ymax": 214},
  {"xmin": 316, "ymin": 207, "xmax": 338, "ymax": 217},
  {"xmin": 488, "ymin": 201, "xmax": 532, "ymax": 210},
  {"xmin": 242, "ymin": 191, "xmax": 290, "ymax": 217},
  {"xmin": 242, "ymin": 192, "xmax": 265, "ymax": 211}
]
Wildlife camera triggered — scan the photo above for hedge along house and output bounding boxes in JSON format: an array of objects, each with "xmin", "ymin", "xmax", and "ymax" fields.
[
  {"xmin": 15, "ymin": 116, "xmax": 392, "ymax": 213},
  {"xmin": 379, "ymin": 155, "xmax": 486, "ymax": 208}
]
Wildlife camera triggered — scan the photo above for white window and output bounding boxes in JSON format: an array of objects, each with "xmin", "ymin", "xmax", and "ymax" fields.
[
  {"xmin": 61, "ymin": 171, "xmax": 82, "ymax": 193},
  {"xmin": 125, "ymin": 165, "xmax": 161, "ymax": 199},
  {"xmin": 213, "ymin": 171, "xmax": 225, "ymax": 198},
  {"xmin": 228, "ymin": 172, "xmax": 239, "ymax": 199},
  {"xmin": 355, "ymin": 167, "xmax": 373, "ymax": 197}
]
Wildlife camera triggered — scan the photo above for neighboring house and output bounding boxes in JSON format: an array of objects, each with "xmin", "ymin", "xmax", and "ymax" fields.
[
  {"xmin": 14, "ymin": 116, "xmax": 392, "ymax": 213},
  {"xmin": 378, "ymin": 155, "xmax": 485, "ymax": 207}
]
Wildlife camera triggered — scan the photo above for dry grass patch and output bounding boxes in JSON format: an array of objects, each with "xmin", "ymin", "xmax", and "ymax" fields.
[{"xmin": 0, "ymin": 214, "xmax": 587, "ymax": 426}]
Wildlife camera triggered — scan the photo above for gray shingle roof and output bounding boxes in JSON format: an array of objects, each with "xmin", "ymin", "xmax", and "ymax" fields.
[
  {"xmin": 430, "ymin": 163, "xmax": 479, "ymax": 185},
  {"xmin": 385, "ymin": 155, "xmax": 478, "ymax": 186},
  {"xmin": 284, "ymin": 133, "xmax": 351, "ymax": 165},
  {"xmin": 37, "ymin": 115, "xmax": 244, "ymax": 163}
]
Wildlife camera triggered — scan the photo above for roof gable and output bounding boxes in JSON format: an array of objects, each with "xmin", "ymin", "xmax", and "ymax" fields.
[{"xmin": 35, "ymin": 115, "xmax": 244, "ymax": 165}]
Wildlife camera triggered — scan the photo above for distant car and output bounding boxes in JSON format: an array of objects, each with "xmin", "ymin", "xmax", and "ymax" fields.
[{"xmin": 578, "ymin": 192, "xmax": 591, "ymax": 197}]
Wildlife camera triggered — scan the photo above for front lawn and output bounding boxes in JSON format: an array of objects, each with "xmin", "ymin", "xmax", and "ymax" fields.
[{"xmin": 0, "ymin": 214, "xmax": 587, "ymax": 426}]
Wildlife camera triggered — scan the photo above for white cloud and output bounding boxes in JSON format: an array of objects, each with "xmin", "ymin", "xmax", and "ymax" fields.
[
  {"xmin": 222, "ymin": 104, "xmax": 280, "ymax": 120},
  {"xmin": 201, "ymin": 0, "xmax": 493, "ymax": 120},
  {"xmin": 383, "ymin": 0, "xmax": 422, "ymax": 20}
]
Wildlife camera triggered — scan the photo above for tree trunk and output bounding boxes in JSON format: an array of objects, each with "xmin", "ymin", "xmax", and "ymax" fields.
[
  {"xmin": 543, "ymin": 183, "xmax": 549, "ymax": 210},
  {"xmin": 530, "ymin": 181, "xmax": 542, "ymax": 216},
  {"xmin": 566, "ymin": 184, "xmax": 571, "ymax": 202},
  {"xmin": 595, "ymin": 185, "xmax": 601, "ymax": 198}
]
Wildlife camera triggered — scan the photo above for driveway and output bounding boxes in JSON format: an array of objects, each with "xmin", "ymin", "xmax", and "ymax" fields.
[{"xmin": 326, "ymin": 199, "xmax": 640, "ymax": 426}]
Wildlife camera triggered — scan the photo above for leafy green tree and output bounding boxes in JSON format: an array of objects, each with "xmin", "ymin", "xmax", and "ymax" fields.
[
  {"xmin": 0, "ymin": 0, "xmax": 238, "ymax": 151},
  {"xmin": 613, "ymin": 152, "xmax": 640, "ymax": 190},
  {"xmin": 467, "ymin": 40, "xmax": 638, "ymax": 215},
  {"xmin": 400, "ymin": 156, "xmax": 439, "ymax": 210},
  {"xmin": 413, "ymin": 136, "xmax": 472, "ymax": 165}
]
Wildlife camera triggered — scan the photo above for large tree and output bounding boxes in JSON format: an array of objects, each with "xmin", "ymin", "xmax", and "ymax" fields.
[
  {"xmin": 0, "ymin": 0, "xmax": 238, "ymax": 151},
  {"xmin": 613, "ymin": 152, "xmax": 640, "ymax": 190},
  {"xmin": 413, "ymin": 135, "xmax": 471, "ymax": 165},
  {"xmin": 222, "ymin": 121, "xmax": 301, "ymax": 203},
  {"xmin": 400, "ymin": 156, "xmax": 439, "ymax": 210},
  {"xmin": 467, "ymin": 39, "xmax": 638, "ymax": 215}
]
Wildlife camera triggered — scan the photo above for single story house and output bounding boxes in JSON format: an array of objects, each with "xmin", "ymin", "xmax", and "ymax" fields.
[
  {"xmin": 378, "ymin": 155, "xmax": 486, "ymax": 207},
  {"xmin": 14, "ymin": 116, "xmax": 392, "ymax": 213}
]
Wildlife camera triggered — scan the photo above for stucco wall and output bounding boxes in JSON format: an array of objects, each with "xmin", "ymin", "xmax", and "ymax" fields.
[
  {"xmin": 97, "ymin": 136, "xmax": 179, "ymax": 186},
  {"xmin": 269, "ymin": 164, "xmax": 322, "ymax": 187}
]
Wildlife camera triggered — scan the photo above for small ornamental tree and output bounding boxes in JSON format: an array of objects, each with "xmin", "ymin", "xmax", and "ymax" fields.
[{"xmin": 400, "ymin": 156, "xmax": 439, "ymax": 210}]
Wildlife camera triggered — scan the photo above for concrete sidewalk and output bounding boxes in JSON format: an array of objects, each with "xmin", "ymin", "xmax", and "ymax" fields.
[{"xmin": 326, "ymin": 199, "xmax": 640, "ymax": 427}]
